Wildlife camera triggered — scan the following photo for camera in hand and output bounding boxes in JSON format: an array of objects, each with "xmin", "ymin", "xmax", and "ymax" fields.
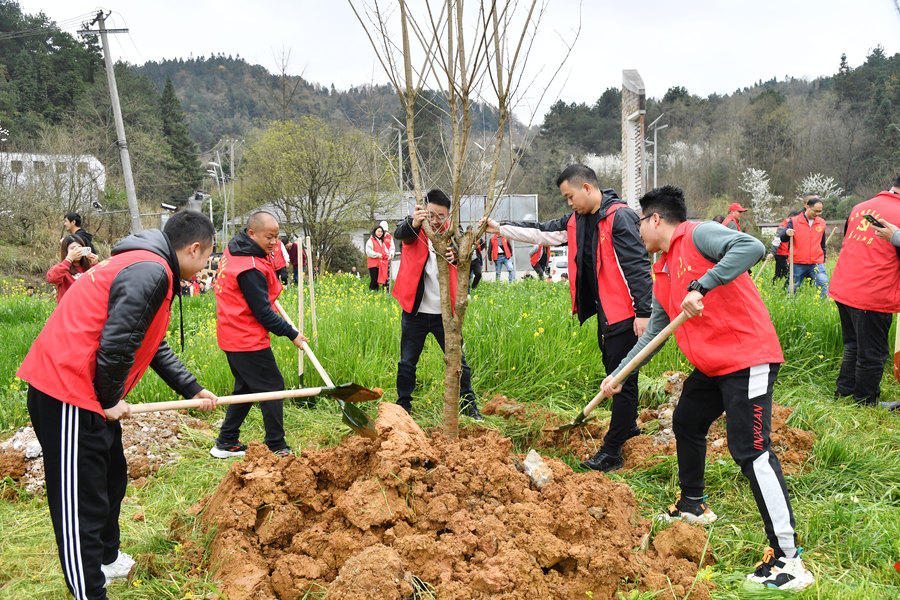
[{"xmin": 79, "ymin": 246, "xmax": 91, "ymax": 256}]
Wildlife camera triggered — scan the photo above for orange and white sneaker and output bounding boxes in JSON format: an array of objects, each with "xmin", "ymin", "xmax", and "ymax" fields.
[
  {"xmin": 746, "ymin": 547, "xmax": 815, "ymax": 591},
  {"xmin": 659, "ymin": 495, "xmax": 718, "ymax": 525}
]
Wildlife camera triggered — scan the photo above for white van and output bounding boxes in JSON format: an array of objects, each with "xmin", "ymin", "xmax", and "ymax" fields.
[{"xmin": 549, "ymin": 252, "xmax": 568, "ymax": 282}]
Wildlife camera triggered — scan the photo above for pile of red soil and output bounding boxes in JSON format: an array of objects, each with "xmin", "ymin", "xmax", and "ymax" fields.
[
  {"xmin": 191, "ymin": 403, "xmax": 714, "ymax": 599},
  {"xmin": 484, "ymin": 371, "xmax": 815, "ymax": 475}
]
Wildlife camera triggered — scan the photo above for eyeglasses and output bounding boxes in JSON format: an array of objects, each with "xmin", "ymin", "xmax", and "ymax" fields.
[{"xmin": 639, "ymin": 214, "xmax": 654, "ymax": 223}]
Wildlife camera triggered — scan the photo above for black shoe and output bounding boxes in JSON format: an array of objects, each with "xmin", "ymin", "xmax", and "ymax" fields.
[
  {"xmin": 396, "ymin": 399, "xmax": 412, "ymax": 414},
  {"xmin": 209, "ymin": 442, "xmax": 248, "ymax": 459},
  {"xmin": 460, "ymin": 398, "xmax": 484, "ymax": 421},
  {"xmin": 626, "ymin": 425, "xmax": 642, "ymax": 440},
  {"xmin": 879, "ymin": 400, "xmax": 900, "ymax": 411},
  {"xmin": 580, "ymin": 449, "xmax": 623, "ymax": 472}
]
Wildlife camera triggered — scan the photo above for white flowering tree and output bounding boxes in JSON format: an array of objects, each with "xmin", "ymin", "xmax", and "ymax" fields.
[
  {"xmin": 796, "ymin": 173, "xmax": 844, "ymax": 201},
  {"xmin": 738, "ymin": 167, "xmax": 782, "ymax": 223}
]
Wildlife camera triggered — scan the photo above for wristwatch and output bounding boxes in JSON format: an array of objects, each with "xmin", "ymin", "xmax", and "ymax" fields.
[{"xmin": 687, "ymin": 279, "xmax": 708, "ymax": 296}]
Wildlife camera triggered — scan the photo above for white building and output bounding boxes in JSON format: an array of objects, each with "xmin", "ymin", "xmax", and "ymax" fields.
[{"xmin": 0, "ymin": 152, "xmax": 106, "ymax": 208}]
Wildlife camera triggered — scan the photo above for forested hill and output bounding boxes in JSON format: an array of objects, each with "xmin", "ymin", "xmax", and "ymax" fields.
[{"xmin": 134, "ymin": 56, "xmax": 409, "ymax": 149}]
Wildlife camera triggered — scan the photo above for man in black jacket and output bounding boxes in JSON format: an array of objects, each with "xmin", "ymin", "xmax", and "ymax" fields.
[
  {"xmin": 18, "ymin": 210, "xmax": 218, "ymax": 599},
  {"xmin": 483, "ymin": 164, "xmax": 653, "ymax": 471},
  {"xmin": 64, "ymin": 211, "xmax": 97, "ymax": 253}
]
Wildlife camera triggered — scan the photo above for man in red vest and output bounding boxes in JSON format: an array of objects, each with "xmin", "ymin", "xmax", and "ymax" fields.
[
  {"xmin": 483, "ymin": 164, "xmax": 653, "ymax": 472},
  {"xmin": 212, "ymin": 211, "xmax": 306, "ymax": 458},
  {"xmin": 392, "ymin": 189, "xmax": 482, "ymax": 420},
  {"xmin": 529, "ymin": 243, "xmax": 550, "ymax": 280},
  {"xmin": 600, "ymin": 185, "xmax": 813, "ymax": 591},
  {"xmin": 830, "ymin": 176, "xmax": 900, "ymax": 409},
  {"xmin": 781, "ymin": 195, "xmax": 828, "ymax": 297},
  {"xmin": 767, "ymin": 209, "xmax": 804, "ymax": 284},
  {"xmin": 489, "ymin": 232, "xmax": 515, "ymax": 281},
  {"xmin": 721, "ymin": 202, "xmax": 747, "ymax": 231},
  {"xmin": 271, "ymin": 238, "xmax": 289, "ymax": 286},
  {"xmin": 17, "ymin": 210, "xmax": 219, "ymax": 599}
]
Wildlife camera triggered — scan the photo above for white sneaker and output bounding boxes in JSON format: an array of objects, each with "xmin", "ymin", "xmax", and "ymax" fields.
[
  {"xmin": 746, "ymin": 547, "xmax": 815, "ymax": 591},
  {"xmin": 101, "ymin": 551, "xmax": 135, "ymax": 583}
]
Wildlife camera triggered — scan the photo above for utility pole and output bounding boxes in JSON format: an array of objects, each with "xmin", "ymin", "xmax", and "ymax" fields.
[{"xmin": 79, "ymin": 12, "xmax": 142, "ymax": 233}]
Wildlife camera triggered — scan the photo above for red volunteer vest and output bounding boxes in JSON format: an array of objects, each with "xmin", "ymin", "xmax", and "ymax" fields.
[
  {"xmin": 530, "ymin": 245, "xmax": 549, "ymax": 267},
  {"xmin": 392, "ymin": 226, "xmax": 458, "ymax": 314},
  {"xmin": 367, "ymin": 236, "xmax": 390, "ymax": 284},
  {"xmin": 654, "ymin": 221, "xmax": 783, "ymax": 376},
  {"xmin": 721, "ymin": 215, "xmax": 741, "ymax": 231},
  {"xmin": 490, "ymin": 235, "xmax": 512, "ymax": 261},
  {"xmin": 829, "ymin": 191, "xmax": 900, "ymax": 312},
  {"xmin": 18, "ymin": 250, "xmax": 174, "ymax": 416},
  {"xmin": 271, "ymin": 240, "xmax": 287, "ymax": 270},
  {"xmin": 788, "ymin": 214, "xmax": 826, "ymax": 264},
  {"xmin": 566, "ymin": 205, "xmax": 637, "ymax": 326},
  {"xmin": 215, "ymin": 249, "xmax": 282, "ymax": 351}
]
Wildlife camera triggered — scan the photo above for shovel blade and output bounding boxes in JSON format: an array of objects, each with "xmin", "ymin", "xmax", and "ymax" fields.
[
  {"xmin": 555, "ymin": 411, "xmax": 595, "ymax": 431},
  {"xmin": 325, "ymin": 383, "xmax": 383, "ymax": 403},
  {"xmin": 339, "ymin": 400, "xmax": 378, "ymax": 439}
]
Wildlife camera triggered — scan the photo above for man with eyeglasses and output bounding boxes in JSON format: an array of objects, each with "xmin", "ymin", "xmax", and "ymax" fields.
[
  {"xmin": 391, "ymin": 189, "xmax": 483, "ymax": 420},
  {"xmin": 482, "ymin": 164, "xmax": 652, "ymax": 471}
]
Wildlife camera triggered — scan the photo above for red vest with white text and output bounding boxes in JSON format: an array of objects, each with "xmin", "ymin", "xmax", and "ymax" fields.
[
  {"xmin": 654, "ymin": 221, "xmax": 783, "ymax": 376},
  {"xmin": 215, "ymin": 249, "xmax": 282, "ymax": 351},
  {"xmin": 829, "ymin": 191, "xmax": 900, "ymax": 312},
  {"xmin": 566, "ymin": 205, "xmax": 637, "ymax": 326},
  {"xmin": 17, "ymin": 250, "xmax": 174, "ymax": 416},
  {"xmin": 392, "ymin": 226, "xmax": 457, "ymax": 314},
  {"xmin": 787, "ymin": 214, "xmax": 826, "ymax": 264}
]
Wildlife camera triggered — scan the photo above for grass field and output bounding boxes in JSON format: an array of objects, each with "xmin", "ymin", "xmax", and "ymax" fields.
[{"xmin": 0, "ymin": 266, "xmax": 898, "ymax": 599}]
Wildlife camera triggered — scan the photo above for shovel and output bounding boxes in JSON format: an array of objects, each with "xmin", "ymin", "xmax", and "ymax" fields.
[
  {"xmin": 131, "ymin": 385, "xmax": 380, "ymax": 415},
  {"xmin": 274, "ymin": 300, "xmax": 378, "ymax": 438},
  {"xmin": 557, "ymin": 312, "xmax": 689, "ymax": 431}
]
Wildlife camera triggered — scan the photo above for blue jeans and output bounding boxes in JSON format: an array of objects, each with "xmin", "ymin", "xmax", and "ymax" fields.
[
  {"xmin": 495, "ymin": 256, "xmax": 514, "ymax": 282},
  {"xmin": 791, "ymin": 263, "xmax": 828, "ymax": 298}
]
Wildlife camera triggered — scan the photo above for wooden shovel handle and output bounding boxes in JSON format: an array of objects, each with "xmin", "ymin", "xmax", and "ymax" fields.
[
  {"xmin": 131, "ymin": 387, "xmax": 325, "ymax": 414},
  {"xmin": 274, "ymin": 300, "xmax": 335, "ymax": 388},
  {"xmin": 581, "ymin": 311, "xmax": 689, "ymax": 418}
]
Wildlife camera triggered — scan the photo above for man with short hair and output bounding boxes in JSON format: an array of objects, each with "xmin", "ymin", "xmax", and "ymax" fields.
[
  {"xmin": 392, "ymin": 189, "xmax": 482, "ymax": 420},
  {"xmin": 484, "ymin": 163, "xmax": 652, "ymax": 471},
  {"xmin": 212, "ymin": 211, "xmax": 306, "ymax": 458},
  {"xmin": 767, "ymin": 209, "xmax": 804, "ymax": 285},
  {"xmin": 64, "ymin": 211, "xmax": 96, "ymax": 253},
  {"xmin": 489, "ymin": 232, "xmax": 515, "ymax": 282},
  {"xmin": 600, "ymin": 185, "xmax": 813, "ymax": 592},
  {"xmin": 782, "ymin": 195, "xmax": 828, "ymax": 297},
  {"xmin": 18, "ymin": 210, "xmax": 219, "ymax": 599},
  {"xmin": 721, "ymin": 202, "xmax": 747, "ymax": 231},
  {"xmin": 830, "ymin": 176, "xmax": 900, "ymax": 409}
]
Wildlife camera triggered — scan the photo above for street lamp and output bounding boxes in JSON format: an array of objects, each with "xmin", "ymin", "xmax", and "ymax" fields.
[
  {"xmin": 208, "ymin": 160, "xmax": 229, "ymax": 242},
  {"xmin": 646, "ymin": 114, "xmax": 668, "ymax": 189}
]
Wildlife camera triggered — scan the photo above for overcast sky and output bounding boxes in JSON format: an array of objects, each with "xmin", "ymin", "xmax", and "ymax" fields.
[{"xmin": 15, "ymin": 0, "xmax": 900, "ymax": 123}]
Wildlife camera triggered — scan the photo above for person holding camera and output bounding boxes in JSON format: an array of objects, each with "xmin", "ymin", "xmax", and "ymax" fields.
[{"xmin": 47, "ymin": 233, "xmax": 99, "ymax": 302}]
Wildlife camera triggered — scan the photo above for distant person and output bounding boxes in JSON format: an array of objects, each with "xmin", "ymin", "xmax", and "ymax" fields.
[
  {"xmin": 380, "ymin": 220, "xmax": 394, "ymax": 261},
  {"xmin": 829, "ymin": 176, "xmax": 900, "ymax": 411},
  {"xmin": 560, "ymin": 272, "xmax": 569, "ymax": 282},
  {"xmin": 392, "ymin": 189, "xmax": 483, "ymax": 420},
  {"xmin": 212, "ymin": 211, "xmax": 307, "ymax": 458},
  {"xmin": 529, "ymin": 243, "xmax": 550, "ymax": 280},
  {"xmin": 600, "ymin": 185, "xmax": 813, "ymax": 592},
  {"xmin": 285, "ymin": 239, "xmax": 299, "ymax": 285},
  {"xmin": 782, "ymin": 195, "xmax": 828, "ymax": 297},
  {"xmin": 26, "ymin": 285, "xmax": 35, "ymax": 296},
  {"xmin": 47, "ymin": 233, "xmax": 98, "ymax": 302},
  {"xmin": 489, "ymin": 233, "xmax": 515, "ymax": 282},
  {"xmin": 271, "ymin": 237, "xmax": 290, "ymax": 286},
  {"xmin": 483, "ymin": 163, "xmax": 652, "ymax": 472},
  {"xmin": 767, "ymin": 209, "xmax": 804, "ymax": 285},
  {"xmin": 712, "ymin": 215, "xmax": 725, "ymax": 224},
  {"xmin": 17, "ymin": 210, "xmax": 219, "ymax": 599},
  {"xmin": 350, "ymin": 266, "xmax": 361, "ymax": 278},
  {"xmin": 366, "ymin": 224, "xmax": 391, "ymax": 291},
  {"xmin": 63, "ymin": 212, "xmax": 96, "ymax": 253},
  {"xmin": 721, "ymin": 203, "xmax": 747, "ymax": 231}
]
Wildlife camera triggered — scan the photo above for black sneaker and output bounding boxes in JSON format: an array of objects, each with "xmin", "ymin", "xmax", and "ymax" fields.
[
  {"xmin": 580, "ymin": 450, "xmax": 624, "ymax": 472},
  {"xmin": 460, "ymin": 398, "xmax": 484, "ymax": 421},
  {"xmin": 659, "ymin": 495, "xmax": 717, "ymax": 525},
  {"xmin": 209, "ymin": 442, "xmax": 248, "ymax": 459},
  {"xmin": 626, "ymin": 425, "xmax": 642, "ymax": 440},
  {"xmin": 273, "ymin": 448, "xmax": 294, "ymax": 458},
  {"xmin": 746, "ymin": 547, "xmax": 815, "ymax": 591}
]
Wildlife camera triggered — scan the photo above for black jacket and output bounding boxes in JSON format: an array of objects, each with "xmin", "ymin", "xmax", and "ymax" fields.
[
  {"xmin": 228, "ymin": 229, "xmax": 298, "ymax": 341},
  {"xmin": 501, "ymin": 190, "xmax": 653, "ymax": 328},
  {"xmin": 95, "ymin": 229, "xmax": 202, "ymax": 408}
]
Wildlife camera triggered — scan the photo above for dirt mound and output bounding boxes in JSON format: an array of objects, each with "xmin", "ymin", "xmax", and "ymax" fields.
[
  {"xmin": 0, "ymin": 412, "xmax": 212, "ymax": 495},
  {"xmin": 191, "ymin": 403, "xmax": 713, "ymax": 599},
  {"xmin": 486, "ymin": 373, "xmax": 815, "ymax": 474}
]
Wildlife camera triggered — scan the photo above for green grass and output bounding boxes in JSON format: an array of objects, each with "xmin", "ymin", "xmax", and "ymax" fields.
[{"xmin": 1, "ymin": 270, "xmax": 899, "ymax": 598}]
